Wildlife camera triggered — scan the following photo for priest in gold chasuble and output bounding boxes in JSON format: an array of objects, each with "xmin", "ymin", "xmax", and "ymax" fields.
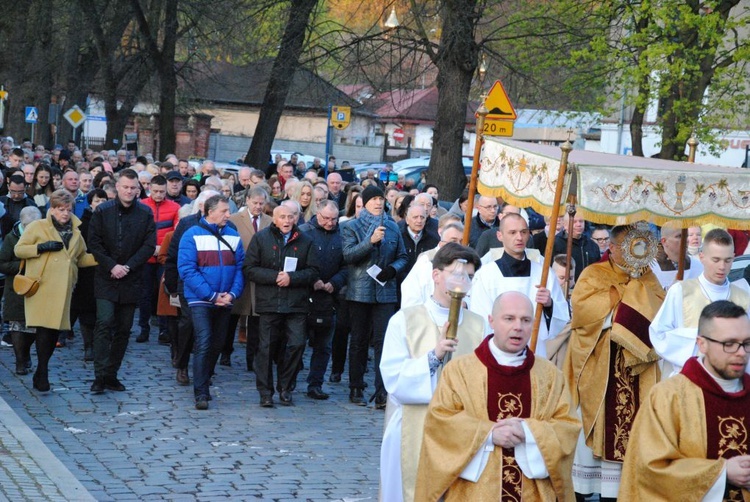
[
  {"xmin": 564, "ymin": 223, "xmax": 666, "ymax": 500},
  {"xmin": 621, "ymin": 301, "xmax": 750, "ymax": 501},
  {"xmin": 414, "ymin": 292, "xmax": 580, "ymax": 501}
]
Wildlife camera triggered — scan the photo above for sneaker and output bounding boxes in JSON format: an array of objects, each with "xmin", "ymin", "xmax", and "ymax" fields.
[
  {"xmin": 1, "ymin": 333, "xmax": 12, "ymax": 347},
  {"xmin": 374, "ymin": 392, "xmax": 387, "ymax": 410},
  {"xmin": 157, "ymin": 332, "xmax": 171, "ymax": 346},
  {"xmin": 90, "ymin": 379, "xmax": 105, "ymax": 394},
  {"xmin": 195, "ymin": 398, "xmax": 209, "ymax": 410},
  {"xmin": 104, "ymin": 377, "xmax": 126, "ymax": 392}
]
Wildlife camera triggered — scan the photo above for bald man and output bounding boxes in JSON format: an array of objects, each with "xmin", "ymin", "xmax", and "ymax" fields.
[
  {"xmin": 327, "ymin": 172, "xmax": 346, "ymax": 212},
  {"xmin": 245, "ymin": 204, "xmax": 320, "ymax": 408},
  {"xmin": 649, "ymin": 221, "xmax": 703, "ymax": 290}
]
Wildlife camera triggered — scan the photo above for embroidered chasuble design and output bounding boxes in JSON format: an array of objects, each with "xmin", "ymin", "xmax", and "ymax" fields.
[
  {"xmin": 604, "ymin": 342, "xmax": 638, "ymax": 461},
  {"xmin": 682, "ymin": 357, "xmax": 750, "ymax": 501},
  {"xmin": 475, "ymin": 337, "xmax": 533, "ymax": 502}
]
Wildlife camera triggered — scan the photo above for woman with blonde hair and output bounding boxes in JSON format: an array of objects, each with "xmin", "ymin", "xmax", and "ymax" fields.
[
  {"xmin": 14, "ymin": 190, "xmax": 97, "ymax": 392},
  {"xmin": 291, "ymin": 179, "xmax": 315, "ymax": 223}
]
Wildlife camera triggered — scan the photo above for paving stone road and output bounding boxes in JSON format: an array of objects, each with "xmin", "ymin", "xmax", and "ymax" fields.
[{"xmin": 0, "ymin": 329, "xmax": 382, "ymax": 501}]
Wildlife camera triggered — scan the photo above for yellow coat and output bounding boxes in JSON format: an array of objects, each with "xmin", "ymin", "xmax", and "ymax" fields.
[{"xmin": 14, "ymin": 213, "xmax": 97, "ymax": 330}]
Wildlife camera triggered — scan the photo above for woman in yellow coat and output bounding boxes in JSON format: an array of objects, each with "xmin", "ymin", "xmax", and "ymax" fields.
[{"xmin": 15, "ymin": 189, "xmax": 97, "ymax": 392}]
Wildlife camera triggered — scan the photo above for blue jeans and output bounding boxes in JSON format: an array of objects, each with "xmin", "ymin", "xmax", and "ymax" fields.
[
  {"xmin": 306, "ymin": 313, "xmax": 335, "ymax": 389},
  {"xmin": 190, "ymin": 306, "xmax": 231, "ymax": 400}
]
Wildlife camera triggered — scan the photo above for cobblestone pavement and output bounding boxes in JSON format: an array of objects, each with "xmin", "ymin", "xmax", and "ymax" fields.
[{"xmin": 0, "ymin": 329, "xmax": 382, "ymax": 501}]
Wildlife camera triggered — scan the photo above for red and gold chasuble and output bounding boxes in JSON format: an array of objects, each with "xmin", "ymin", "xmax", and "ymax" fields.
[
  {"xmin": 474, "ymin": 337, "xmax": 534, "ymax": 502},
  {"xmin": 682, "ymin": 357, "xmax": 750, "ymax": 502}
]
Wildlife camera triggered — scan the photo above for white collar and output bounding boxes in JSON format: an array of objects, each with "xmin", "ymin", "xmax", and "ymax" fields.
[
  {"xmin": 698, "ymin": 356, "xmax": 742, "ymax": 392},
  {"xmin": 488, "ymin": 337, "xmax": 526, "ymax": 367}
]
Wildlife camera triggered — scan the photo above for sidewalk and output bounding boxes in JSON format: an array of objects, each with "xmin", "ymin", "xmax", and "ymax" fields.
[{"xmin": 0, "ymin": 394, "xmax": 94, "ymax": 501}]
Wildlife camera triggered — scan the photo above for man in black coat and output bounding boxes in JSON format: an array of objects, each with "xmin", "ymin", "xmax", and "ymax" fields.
[
  {"xmin": 299, "ymin": 200, "xmax": 347, "ymax": 400},
  {"xmin": 398, "ymin": 204, "xmax": 439, "ymax": 283},
  {"xmin": 88, "ymin": 169, "xmax": 156, "ymax": 394},
  {"xmin": 0, "ymin": 174, "xmax": 37, "ymax": 237},
  {"xmin": 246, "ymin": 204, "xmax": 319, "ymax": 408}
]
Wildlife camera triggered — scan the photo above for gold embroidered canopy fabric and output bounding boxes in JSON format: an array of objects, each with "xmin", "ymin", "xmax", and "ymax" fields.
[{"xmin": 477, "ymin": 138, "xmax": 750, "ymax": 230}]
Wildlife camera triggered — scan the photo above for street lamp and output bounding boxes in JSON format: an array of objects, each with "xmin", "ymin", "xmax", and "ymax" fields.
[{"xmin": 384, "ymin": 6, "xmax": 400, "ymax": 29}]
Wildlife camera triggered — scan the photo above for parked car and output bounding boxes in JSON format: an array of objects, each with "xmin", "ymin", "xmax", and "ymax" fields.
[{"xmin": 730, "ymin": 254, "xmax": 750, "ymax": 282}]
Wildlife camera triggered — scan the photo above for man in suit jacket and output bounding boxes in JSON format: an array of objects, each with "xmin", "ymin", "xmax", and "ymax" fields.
[{"xmin": 222, "ymin": 186, "xmax": 273, "ymax": 371}]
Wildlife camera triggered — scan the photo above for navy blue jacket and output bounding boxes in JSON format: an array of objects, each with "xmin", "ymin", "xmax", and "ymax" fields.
[{"xmin": 300, "ymin": 219, "xmax": 348, "ymax": 313}]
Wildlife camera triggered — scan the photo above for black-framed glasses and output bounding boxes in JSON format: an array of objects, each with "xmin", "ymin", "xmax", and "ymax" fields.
[
  {"xmin": 700, "ymin": 335, "xmax": 750, "ymax": 354},
  {"xmin": 592, "ymin": 237, "xmax": 610, "ymax": 243}
]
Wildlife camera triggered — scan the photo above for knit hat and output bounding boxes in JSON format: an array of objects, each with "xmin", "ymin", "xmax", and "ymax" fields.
[{"xmin": 361, "ymin": 185, "xmax": 385, "ymax": 207}]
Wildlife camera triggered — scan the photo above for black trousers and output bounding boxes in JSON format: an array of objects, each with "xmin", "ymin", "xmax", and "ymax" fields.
[
  {"xmin": 255, "ymin": 313, "xmax": 306, "ymax": 397},
  {"xmin": 347, "ymin": 301, "xmax": 395, "ymax": 395}
]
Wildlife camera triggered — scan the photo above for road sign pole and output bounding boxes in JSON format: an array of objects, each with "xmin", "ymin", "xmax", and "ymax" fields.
[
  {"xmin": 0, "ymin": 99, "xmax": 4, "ymax": 130},
  {"xmin": 325, "ymin": 104, "xmax": 332, "ymax": 178},
  {"xmin": 31, "ymin": 123, "xmax": 35, "ymax": 144}
]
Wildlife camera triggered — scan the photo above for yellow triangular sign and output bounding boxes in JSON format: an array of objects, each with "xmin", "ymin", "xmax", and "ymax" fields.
[{"xmin": 484, "ymin": 80, "xmax": 517, "ymax": 120}]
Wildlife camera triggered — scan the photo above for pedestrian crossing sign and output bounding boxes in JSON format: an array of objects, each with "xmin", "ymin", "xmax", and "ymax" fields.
[{"xmin": 25, "ymin": 107, "xmax": 38, "ymax": 124}]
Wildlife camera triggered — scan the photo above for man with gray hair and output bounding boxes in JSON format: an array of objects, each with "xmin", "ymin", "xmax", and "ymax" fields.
[{"xmin": 203, "ymin": 176, "xmax": 238, "ymax": 213}]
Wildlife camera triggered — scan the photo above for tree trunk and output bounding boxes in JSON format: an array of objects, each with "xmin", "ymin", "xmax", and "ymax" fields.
[
  {"xmin": 156, "ymin": 0, "xmax": 179, "ymax": 158},
  {"xmin": 244, "ymin": 0, "xmax": 319, "ymax": 172},
  {"xmin": 427, "ymin": 0, "xmax": 480, "ymax": 201}
]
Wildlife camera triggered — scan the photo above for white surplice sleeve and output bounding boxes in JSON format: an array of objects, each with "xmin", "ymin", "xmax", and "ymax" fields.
[
  {"xmin": 380, "ymin": 311, "xmax": 437, "ymax": 404},
  {"xmin": 515, "ymin": 421, "xmax": 550, "ymax": 479},
  {"xmin": 469, "ymin": 267, "xmax": 496, "ymax": 336},
  {"xmin": 649, "ymin": 282, "xmax": 697, "ymax": 375},
  {"xmin": 401, "ymin": 254, "xmax": 434, "ymax": 309}
]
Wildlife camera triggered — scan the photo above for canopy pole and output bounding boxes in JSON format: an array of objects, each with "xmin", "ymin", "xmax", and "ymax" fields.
[
  {"xmin": 677, "ymin": 136, "xmax": 699, "ymax": 281},
  {"xmin": 531, "ymin": 140, "xmax": 573, "ymax": 352},
  {"xmin": 462, "ymin": 97, "xmax": 488, "ymax": 246},
  {"xmin": 564, "ymin": 201, "xmax": 577, "ymax": 302}
]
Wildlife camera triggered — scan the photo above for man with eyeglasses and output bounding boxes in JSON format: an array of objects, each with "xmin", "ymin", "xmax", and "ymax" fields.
[
  {"xmin": 651, "ymin": 228, "xmax": 750, "ymax": 379},
  {"xmin": 621, "ymin": 300, "xmax": 750, "ymax": 500},
  {"xmin": 468, "ymin": 195, "xmax": 499, "ymax": 248},
  {"xmin": 0, "ymin": 174, "xmax": 36, "ymax": 237}
]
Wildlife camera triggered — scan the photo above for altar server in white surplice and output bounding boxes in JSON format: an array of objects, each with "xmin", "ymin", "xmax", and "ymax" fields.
[
  {"xmin": 380, "ymin": 243, "xmax": 486, "ymax": 502},
  {"xmin": 650, "ymin": 228, "xmax": 750, "ymax": 379},
  {"xmin": 469, "ymin": 213, "xmax": 569, "ymax": 358}
]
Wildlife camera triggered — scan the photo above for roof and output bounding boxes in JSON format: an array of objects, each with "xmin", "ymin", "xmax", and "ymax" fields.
[
  {"xmin": 346, "ymin": 86, "xmax": 477, "ymax": 125},
  {"xmin": 186, "ymin": 60, "xmax": 371, "ymax": 116}
]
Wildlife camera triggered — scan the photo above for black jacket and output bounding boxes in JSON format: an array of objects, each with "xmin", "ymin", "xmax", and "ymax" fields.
[
  {"xmin": 88, "ymin": 197, "xmax": 156, "ymax": 303},
  {"xmin": 300, "ymin": 219, "xmax": 348, "ymax": 313},
  {"xmin": 552, "ymin": 231, "xmax": 601, "ymax": 281},
  {"xmin": 0, "ymin": 196, "xmax": 37, "ymax": 237},
  {"xmin": 468, "ymin": 213, "xmax": 497, "ymax": 249},
  {"xmin": 398, "ymin": 225, "xmax": 440, "ymax": 282},
  {"xmin": 245, "ymin": 223, "xmax": 319, "ymax": 314}
]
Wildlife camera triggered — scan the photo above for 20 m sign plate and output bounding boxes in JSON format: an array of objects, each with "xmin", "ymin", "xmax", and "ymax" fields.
[{"xmin": 483, "ymin": 119, "xmax": 514, "ymax": 137}]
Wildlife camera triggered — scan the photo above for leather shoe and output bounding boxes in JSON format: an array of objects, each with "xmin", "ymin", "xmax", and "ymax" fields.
[
  {"xmin": 219, "ymin": 354, "xmax": 231, "ymax": 367},
  {"xmin": 349, "ymin": 388, "xmax": 366, "ymax": 406},
  {"xmin": 90, "ymin": 378, "xmax": 105, "ymax": 394},
  {"xmin": 329, "ymin": 372, "xmax": 341, "ymax": 383},
  {"xmin": 374, "ymin": 392, "xmax": 387, "ymax": 410},
  {"xmin": 157, "ymin": 332, "xmax": 171, "ymax": 346},
  {"xmin": 279, "ymin": 390, "xmax": 293, "ymax": 406},
  {"xmin": 136, "ymin": 330, "xmax": 149, "ymax": 343},
  {"xmin": 195, "ymin": 398, "xmax": 209, "ymax": 410},
  {"xmin": 176, "ymin": 368, "xmax": 190, "ymax": 386},
  {"xmin": 32, "ymin": 372, "xmax": 50, "ymax": 392},
  {"xmin": 307, "ymin": 387, "xmax": 330, "ymax": 400},
  {"xmin": 104, "ymin": 377, "xmax": 126, "ymax": 392},
  {"xmin": 15, "ymin": 361, "xmax": 29, "ymax": 376},
  {"xmin": 260, "ymin": 396, "xmax": 274, "ymax": 408},
  {"xmin": 84, "ymin": 347, "xmax": 94, "ymax": 362}
]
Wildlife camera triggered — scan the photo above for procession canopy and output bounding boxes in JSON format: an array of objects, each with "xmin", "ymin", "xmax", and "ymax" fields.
[{"xmin": 477, "ymin": 137, "xmax": 750, "ymax": 230}]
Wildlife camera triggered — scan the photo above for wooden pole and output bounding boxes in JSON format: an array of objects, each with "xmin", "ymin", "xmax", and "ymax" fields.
[
  {"xmin": 462, "ymin": 98, "xmax": 488, "ymax": 246},
  {"xmin": 677, "ymin": 136, "xmax": 699, "ymax": 281},
  {"xmin": 531, "ymin": 140, "xmax": 573, "ymax": 352},
  {"xmin": 564, "ymin": 201, "xmax": 577, "ymax": 301}
]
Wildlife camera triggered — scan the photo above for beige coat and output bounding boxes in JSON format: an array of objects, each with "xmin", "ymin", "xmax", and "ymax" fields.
[
  {"xmin": 229, "ymin": 209, "xmax": 271, "ymax": 316},
  {"xmin": 15, "ymin": 213, "xmax": 97, "ymax": 330}
]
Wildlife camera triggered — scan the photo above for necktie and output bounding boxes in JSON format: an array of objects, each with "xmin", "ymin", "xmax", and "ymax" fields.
[{"xmin": 252, "ymin": 216, "xmax": 258, "ymax": 233}]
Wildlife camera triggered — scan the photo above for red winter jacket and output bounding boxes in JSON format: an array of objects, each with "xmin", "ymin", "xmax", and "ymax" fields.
[{"xmin": 140, "ymin": 197, "xmax": 180, "ymax": 263}]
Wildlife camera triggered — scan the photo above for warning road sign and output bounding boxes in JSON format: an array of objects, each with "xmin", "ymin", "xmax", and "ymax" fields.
[
  {"xmin": 482, "ymin": 80, "xmax": 517, "ymax": 121},
  {"xmin": 25, "ymin": 107, "xmax": 38, "ymax": 124},
  {"xmin": 483, "ymin": 119, "xmax": 514, "ymax": 137}
]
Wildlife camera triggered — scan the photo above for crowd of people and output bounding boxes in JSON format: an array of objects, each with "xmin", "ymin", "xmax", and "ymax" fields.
[{"xmin": 2, "ymin": 136, "xmax": 750, "ymax": 500}]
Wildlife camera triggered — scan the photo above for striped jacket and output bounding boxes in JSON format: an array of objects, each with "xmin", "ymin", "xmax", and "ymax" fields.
[{"xmin": 177, "ymin": 219, "xmax": 244, "ymax": 307}]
